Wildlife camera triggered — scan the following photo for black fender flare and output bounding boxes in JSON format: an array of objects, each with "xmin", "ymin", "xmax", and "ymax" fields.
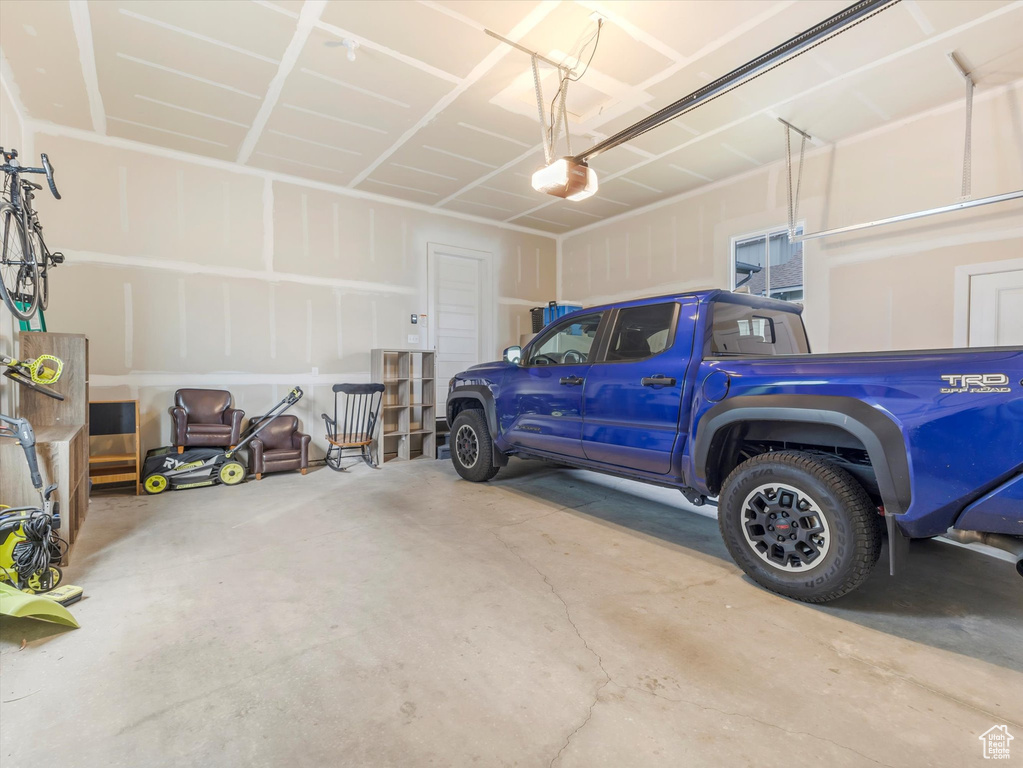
[
  {"xmin": 446, "ymin": 386, "xmax": 508, "ymax": 467},
  {"xmin": 693, "ymin": 395, "xmax": 911, "ymax": 515}
]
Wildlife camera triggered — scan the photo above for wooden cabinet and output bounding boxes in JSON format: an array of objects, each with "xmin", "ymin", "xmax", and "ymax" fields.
[
  {"xmin": 11, "ymin": 332, "xmax": 90, "ymax": 556},
  {"xmin": 0, "ymin": 424, "xmax": 87, "ymax": 560},
  {"xmin": 89, "ymin": 400, "xmax": 141, "ymax": 495}
]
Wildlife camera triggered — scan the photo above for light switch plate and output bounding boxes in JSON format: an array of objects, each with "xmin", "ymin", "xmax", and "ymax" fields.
[{"xmin": 407, "ymin": 334, "xmax": 419, "ymax": 344}]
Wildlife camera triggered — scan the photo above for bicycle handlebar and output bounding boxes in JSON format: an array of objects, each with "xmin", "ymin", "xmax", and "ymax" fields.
[
  {"xmin": 40, "ymin": 153, "xmax": 60, "ymax": 199},
  {"xmin": 0, "ymin": 148, "xmax": 61, "ymax": 200}
]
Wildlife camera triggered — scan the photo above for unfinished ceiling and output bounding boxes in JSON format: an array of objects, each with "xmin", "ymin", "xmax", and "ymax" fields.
[{"xmin": 1, "ymin": 0, "xmax": 1021, "ymax": 234}]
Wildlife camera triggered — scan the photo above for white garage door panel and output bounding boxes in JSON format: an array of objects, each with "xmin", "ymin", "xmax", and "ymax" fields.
[
  {"xmin": 438, "ymin": 312, "xmax": 477, "ymax": 332},
  {"xmin": 440, "ymin": 337, "xmax": 478, "ymax": 356},
  {"xmin": 439, "ymin": 287, "xmax": 478, "ymax": 306},
  {"xmin": 995, "ymin": 289, "xmax": 1023, "ymax": 345},
  {"xmin": 969, "ymin": 270, "xmax": 1023, "ymax": 347}
]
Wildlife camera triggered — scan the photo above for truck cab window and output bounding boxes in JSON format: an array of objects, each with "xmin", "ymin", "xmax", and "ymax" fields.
[
  {"xmin": 708, "ymin": 301, "xmax": 809, "ymax": 355},
  {"xmin": 605, "ymin": 303, "xmax": 677, "ymax": 362},
  {"xmin": 527, "ymin": 312, "xmax": 603, "ymax": 366}
]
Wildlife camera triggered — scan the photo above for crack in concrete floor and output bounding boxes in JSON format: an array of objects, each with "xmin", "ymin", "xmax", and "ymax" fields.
[
  {"xmin": 491, "ymin": 515, "xmax": 902, "ymax": 768},
  {"xmin": 490, "ymin": 526, "xmax": 612, "ymax": 767}
]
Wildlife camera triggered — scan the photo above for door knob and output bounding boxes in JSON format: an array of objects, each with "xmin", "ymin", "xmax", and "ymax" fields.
[{"xmin": 641, "ymin": 376, "xmax": 676, "ymax": 387}]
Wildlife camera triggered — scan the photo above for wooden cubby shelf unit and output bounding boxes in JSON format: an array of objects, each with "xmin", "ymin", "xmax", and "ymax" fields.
[{"xmin": 370, "ymin": 349, "xmax": 437, "ymax": 464}]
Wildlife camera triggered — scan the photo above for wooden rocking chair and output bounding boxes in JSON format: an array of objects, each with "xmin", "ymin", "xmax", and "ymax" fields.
[{"xmin": 321, "ymin": 383, "xmax": 384, "ymax": 470}]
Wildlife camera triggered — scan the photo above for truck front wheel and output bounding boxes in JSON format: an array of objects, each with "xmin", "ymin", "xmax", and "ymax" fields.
[
  {"xmin": 718, "ymin": 451, "xmax": 882, "ymax": 603},
  {"xmin": 450, "ymin": 410, "xmax": 500, "ymax": 483}
]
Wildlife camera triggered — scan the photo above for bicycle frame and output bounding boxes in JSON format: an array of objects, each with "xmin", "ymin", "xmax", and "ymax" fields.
[
  {"xmin": 2, "ymin": 167, "xmax": 50, "ymax": 263},
  {"xmin": 1, "ymin": 148, "xmax": 61, "ymax": 318}
]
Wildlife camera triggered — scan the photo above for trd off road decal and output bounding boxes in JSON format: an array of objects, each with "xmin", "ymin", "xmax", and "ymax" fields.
[{"xmin": 940, "ymin": 373, "xmax": 1011, "ymax": 394}]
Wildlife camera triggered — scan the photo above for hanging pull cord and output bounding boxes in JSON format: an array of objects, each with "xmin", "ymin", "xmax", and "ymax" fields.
[
  {"xmin": 559, "ymin": 78, "xmax": 571, "ymax": 156},
  {"xmin": 548, "ymin": 76, "xmax": 570, "ymax": 159},
  {"xmin": 531, "ymin": 56, "xmax": 552, "ymax": 165},
  {"xmin": 785, "ymin": 125, "xmax": 807, "ymax": 238}
]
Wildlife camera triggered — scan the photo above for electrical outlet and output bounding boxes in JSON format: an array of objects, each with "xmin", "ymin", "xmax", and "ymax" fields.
[{"xmin": 407, "ymin": 334, "xmax": 419, "ymax": 344}]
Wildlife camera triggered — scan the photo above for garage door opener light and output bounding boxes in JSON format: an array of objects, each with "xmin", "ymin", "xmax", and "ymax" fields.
[{"xmin": 531, "ymin": 158, "xmax": 598, "ymax": 201}]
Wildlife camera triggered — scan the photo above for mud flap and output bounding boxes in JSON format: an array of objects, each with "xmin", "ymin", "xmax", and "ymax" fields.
[
  {"xmin": 885, "ymin": 513, "xmax": 910, "ymax": 576},
  {"xmin": 493, "ymin": 444, "xmax": 509, "ymax": 467}
]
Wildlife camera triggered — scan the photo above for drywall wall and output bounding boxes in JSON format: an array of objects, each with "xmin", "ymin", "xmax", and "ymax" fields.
[
  {"xmin": 3, "ymin": 127, "xmax": 556, "ymax": 459},
  {"xmin": 560, "ymin": 80, "xmax": 1023, "ymax": 353}
]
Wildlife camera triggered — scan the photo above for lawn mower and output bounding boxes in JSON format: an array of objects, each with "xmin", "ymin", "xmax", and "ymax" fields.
[
  {"xmin": 0, "ymin": 414, "xmax": 67, "ymax": 594},
  {"xmin": 142, "ymin": 386, "xmax": 303, "ymax": 494}
]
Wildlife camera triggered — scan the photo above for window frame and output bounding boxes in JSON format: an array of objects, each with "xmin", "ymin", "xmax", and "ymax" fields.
[
  {"xmin": 730, "ymin": 222, "xmax": 805, "ymax": 302},
  {"xmin": 593, "ymin": 302, "xmax": 680, "ymax": 365},
  {"xmin": 702, "ymin": 296, "xmax": 812, "ymax": 359},
  {"xmin": 522, "ymin": 310, "xmax": 608, "ymax": 367}
]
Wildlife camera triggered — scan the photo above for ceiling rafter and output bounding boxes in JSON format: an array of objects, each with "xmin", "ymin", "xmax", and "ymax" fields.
[
  {"xmin": 69, "ymin": 0, "xmax": 105, "ymax": 134},
  {"xmin": 238, "ymin": 0, "xmax": 328, "ymax": 164}
]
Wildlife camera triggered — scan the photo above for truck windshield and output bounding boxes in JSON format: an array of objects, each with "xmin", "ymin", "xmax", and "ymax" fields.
[{"xmin": 707, "ymin": 301, "xmax": 809, "ymax": 356}]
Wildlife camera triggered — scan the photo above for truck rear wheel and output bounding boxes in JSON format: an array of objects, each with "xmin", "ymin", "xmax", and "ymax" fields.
[
  {"xmin": 718, "ymin": 451, "xmax": 882, "ymax": 603},
  {"xmin": 450, "ymin": 410, "xmax": 499, "ymax": 483}
]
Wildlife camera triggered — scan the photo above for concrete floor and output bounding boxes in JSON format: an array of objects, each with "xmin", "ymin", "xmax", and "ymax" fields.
[{"xmin": 1, "ymin": 459, "xmax": 1020, "ymax": 767}]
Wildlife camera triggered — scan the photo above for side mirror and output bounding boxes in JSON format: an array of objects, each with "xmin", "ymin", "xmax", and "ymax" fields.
[{"xmin": 503, "ymin": 345, "xmax": 522, "ymax": 364}]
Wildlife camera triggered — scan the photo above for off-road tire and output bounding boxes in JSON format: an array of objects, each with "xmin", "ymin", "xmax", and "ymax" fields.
[
  {"xmin": 450, "ymin": 409, "xmax": 499, "ymax": 482},
  {"xmin": 718, "ymin": 451, "xmax": 882, "ymax": 603}
]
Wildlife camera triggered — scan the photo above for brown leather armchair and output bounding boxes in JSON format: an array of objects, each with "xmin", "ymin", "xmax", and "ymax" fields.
[
  {"xmin": 171, "ymin": 389, "xmax": 244, "ymax": 453},
  {"xmin": 249, "ymin": 415, "xmax": 310, "ymax": 480}
]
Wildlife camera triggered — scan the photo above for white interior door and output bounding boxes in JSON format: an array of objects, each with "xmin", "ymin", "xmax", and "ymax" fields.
[
  {"xmin": 969, "ymin": 269, "xmax": 1023, "ymax": 347},
  {"xmin": 429, "ymin": 249, "xmax": 483, "ymax": 401}
]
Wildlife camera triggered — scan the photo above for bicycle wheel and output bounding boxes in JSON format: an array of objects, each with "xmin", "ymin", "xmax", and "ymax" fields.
[
  {"xmin": 28, "ymin": 228, "xmax": 48, "ymax": 311},
  {"xmin": 0, "ymin": 204, "xmax": 39, "ymax": 321}
]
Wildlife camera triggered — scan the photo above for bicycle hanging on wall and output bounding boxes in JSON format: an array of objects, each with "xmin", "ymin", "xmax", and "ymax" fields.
[{"xmin": 0, "ymin": 147, "xmax": 64, "ymax": 322}]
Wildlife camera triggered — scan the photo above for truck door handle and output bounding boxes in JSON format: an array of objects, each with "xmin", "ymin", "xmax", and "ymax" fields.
[
  {"xmin": 559, "ymin": 376, "xmax": 584, "ymax": 386},
  {"xmin": 641, "ymin": 376, "xmax": 676, "ymax": 387}
]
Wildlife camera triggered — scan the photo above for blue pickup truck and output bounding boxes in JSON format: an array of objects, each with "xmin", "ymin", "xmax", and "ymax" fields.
[{"xmin": 446, "ymin": 290, "xmax": 1023, "ymax": 602}]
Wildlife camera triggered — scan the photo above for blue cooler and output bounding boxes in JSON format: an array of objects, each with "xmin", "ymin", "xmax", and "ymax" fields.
[{"xmin": 530, "ymin": 301, "xmax": 583, "ymax": 333}]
